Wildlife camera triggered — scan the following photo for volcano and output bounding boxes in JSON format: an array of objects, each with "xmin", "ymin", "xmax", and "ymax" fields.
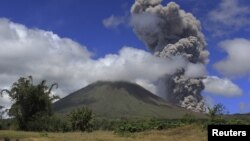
[{"xmin": 53, "ymin": 81, "xmax": 203, "ymax": 119}]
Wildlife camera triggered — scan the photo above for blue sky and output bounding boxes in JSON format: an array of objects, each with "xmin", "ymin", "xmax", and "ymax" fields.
[{"xmin": 0, "ymin": 0, "xmax": 250, "ymax": 114}]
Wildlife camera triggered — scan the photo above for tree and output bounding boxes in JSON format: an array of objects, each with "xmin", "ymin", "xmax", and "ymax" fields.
[
  {"xmin": 0, "ymin": 76, "xmax": 59, "ymax": 130},
  {"xmin": 0, "ymin": 105, "xmax": 4, "ymax": 120},
  {"xmin": 208, "ymin": 103, "xmax": 227, "ymax": 120},
  {"xmin": 68, "ymin": 107, "xmax": 93, "ymax": 132}
]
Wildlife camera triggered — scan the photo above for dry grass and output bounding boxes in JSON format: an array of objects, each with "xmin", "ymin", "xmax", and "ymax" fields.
[{"xmin": 0, "ymin": 124, "xmax": 207, "ymax": 141}]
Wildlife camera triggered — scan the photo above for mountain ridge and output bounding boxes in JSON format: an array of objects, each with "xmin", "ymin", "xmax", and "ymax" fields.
[{"xmin": 53, "ymin": 81, "xmax": 204, "ymax": 119}]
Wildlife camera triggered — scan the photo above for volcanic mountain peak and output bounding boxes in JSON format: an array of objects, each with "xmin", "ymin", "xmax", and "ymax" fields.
[{"xmin": 53, "ymin": 81, "xmax": 203, "ymax": 119}]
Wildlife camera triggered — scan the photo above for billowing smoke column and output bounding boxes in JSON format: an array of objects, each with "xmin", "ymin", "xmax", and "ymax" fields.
[{"xmin": 131, "ymin": 0, "xmax": 209, "ymax": 112}]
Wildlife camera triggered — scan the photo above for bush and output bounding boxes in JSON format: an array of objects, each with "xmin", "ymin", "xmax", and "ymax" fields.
[
  {"xmin": 68, "ymin": 107, "xmax": 93, "ymax": 132},
  {"xmin": 201, "ymin": 117, "xmax": 250, "ymax": 129},
  {"xmin": 92, "ymin": 118, "xmax": 121, "ymax": 130},
  {"xmin": 114, "ymin": 119, "xmax": 186, "ymax": 134},
  {"xmin": 181, "ymin": 113, "xmax": 197, "ymax": 124},
  {"xmin": 115, "ymin": 122, "xmax": 145, "ymax": 133},
  {"xmin": 26, "ymin": 114, "xmax": 71, "ymax": 132},
  {"xmin": 226, "ymin": 118, "xmax": 248, "ymax": 125},
  {"xmin": 0, "ymin": 119, "xmax": 16, "ymax": 130},
  {"xmin": 148, "ymin": 119, "xmax": 187, "ymax": 130}
]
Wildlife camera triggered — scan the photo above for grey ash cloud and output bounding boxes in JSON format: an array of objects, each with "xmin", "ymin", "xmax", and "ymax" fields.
[{"xmin": 130, "ymin": 0, "xmax": 209, "ymax": 112}]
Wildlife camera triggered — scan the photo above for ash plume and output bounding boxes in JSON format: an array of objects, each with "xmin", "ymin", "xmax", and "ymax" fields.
[{"xmin": 131, "ymin": 0, "xmax": 209, "ymax": 112}]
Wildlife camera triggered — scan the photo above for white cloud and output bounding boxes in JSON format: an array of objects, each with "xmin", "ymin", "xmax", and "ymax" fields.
[
  {"xmin": 207, "ymin": 0, "xmax": 250, "ymax": 36},
  {"xmin": 135, "ymin": 79, "xmax": 157, "ymax": 94},
  {"xmin": 0, "ymin": 18, "xmax": 188, "ymax": 107},
  {"xmin": 214, "ymin": 38, "xmax": 250, "ymax": 77},
  {"xmin": 184, "ymin": 63, "xmax": 207, "ymax": 78},
  {"xmin": 0, "ymin": 94, "xmax": 11, "ymax": 108},
  {"xmin": 102, "ymin": 15, "xmax": 125, "ymax": 28},
  {"xmin": 209, "ymin": 0, "xmax": 250, "ymax": 27},
  {"xmin": 203, "ymin": 76, "xmax": 242, "ymax": 97}
]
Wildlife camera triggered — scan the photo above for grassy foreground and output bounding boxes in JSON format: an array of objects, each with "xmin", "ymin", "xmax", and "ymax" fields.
[{"xmin": 0, "ymin": 124, "xmax": 207, "ymax": 141}]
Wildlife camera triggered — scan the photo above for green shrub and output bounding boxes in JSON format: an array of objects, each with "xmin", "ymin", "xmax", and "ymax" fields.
[
  {"xmin": 181, "ymin": 113, "xmax": 197, "ymax": 124},
  {"xmin": 115, "ymin": 122, "xmax": 145, "ymax": 134},
  {"xmin": 225, "ymin": 118, "xmax": 248, "ymax": 125},
  {"xmin": 114, "ymin": 119, "xmax": 186, "ymax": 134},
  {"xmin": 26, "ymin": 114, "xmax": 71, "ymax": 132},
  {"xmin": 0, "ymin": 119, "xmax": 16, "ymax": 130},
  {"xmin": 92, "ymin": 118, "xmax": 120, "ymax": 130},
  {"xmin": 68, "ymin": 107, "xmax": 93, "ymax": 132}
]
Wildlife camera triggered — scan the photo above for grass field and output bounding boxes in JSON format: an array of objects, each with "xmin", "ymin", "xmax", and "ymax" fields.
[{"xmin": 0, "ymin": 124, "xmax": 207, "ymax": 141}]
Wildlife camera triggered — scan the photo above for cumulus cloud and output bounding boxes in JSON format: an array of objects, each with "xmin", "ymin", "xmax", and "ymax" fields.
[
  {"xmin": 135, "ymin": 79, "xmax": 157, "ymax": 94},
  {"xmin": 0, "ymin": 18, "xmax": 189, "ymax": 107},
  {"xmin": 207, "ymin": 0, "xmax": 250, "ymax": 36},
  {"xmin": 214, "ymin": 38, "xmax": 250, "ymax": 77},
  {"xmin": 184, "ymin": 63, "xmax": 207, "ymax": 78},
  {"xmin": 102, "ymin": 15, "xmax": 125, "ymax": 28},
  {"xmin": 203, "ymin": 76, "xmax": 242, "ymax": 97},
  {"xmin": 209, "ymin": 0, "xmax": 250, "ymax": 27}
]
